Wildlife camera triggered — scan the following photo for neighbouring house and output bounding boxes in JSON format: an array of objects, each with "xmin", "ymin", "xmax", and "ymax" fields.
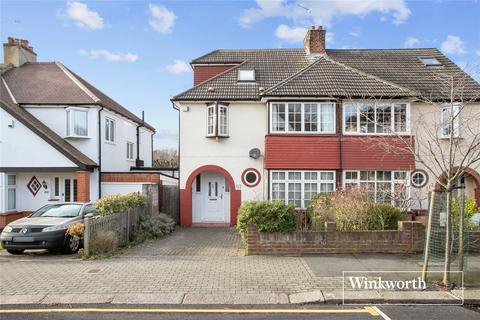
[
  {"xmin": 0, "ymin": 38, "xmax": 158, "ymax": 227},
  {"xmin": 172, "ymin": 26, "xmax": 480, "ymax": 227}
]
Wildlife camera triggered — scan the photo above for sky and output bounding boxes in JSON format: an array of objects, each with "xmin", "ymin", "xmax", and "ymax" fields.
[{"xmin": 1, "ymin": 0, "xmax": 479, "ymax": 150}]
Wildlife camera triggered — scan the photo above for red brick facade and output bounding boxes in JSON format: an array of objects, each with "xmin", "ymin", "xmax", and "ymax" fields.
[
  {"xmin": 193, "ymin": 65, "xmax": 235, "ymax": 85},
  {"xmin": 76, "ymin": 171, "xmax": 90, "ymax": 202},
  {"xmin": 101, "ymin": 173, "xmax": 161, "ymax": 184}
]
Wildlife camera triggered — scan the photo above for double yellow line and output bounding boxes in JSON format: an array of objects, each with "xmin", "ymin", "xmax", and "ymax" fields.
[{"xmin": 0, "ymin": 306, "xmax": 380, "ymax": 316}]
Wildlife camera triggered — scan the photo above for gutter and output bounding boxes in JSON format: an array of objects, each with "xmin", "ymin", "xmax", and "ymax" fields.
[{"xmin": 136, "ymin": 111, "xmax": 145, "ymax": 167}]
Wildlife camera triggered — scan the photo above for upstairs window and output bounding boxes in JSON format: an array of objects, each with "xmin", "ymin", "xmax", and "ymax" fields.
[
  {"xmin": 343, "ymin": 102, "xmax": 409, "ymax": 135},
  {"xmin": 206, "ymin": 103, "xmax": 229, "ymax": 138},
  {"xmin": 419, "ymin": 57, "xmax": 442, "ymax": 66},
  {"xmin": 66, "ymin": 107, "xmax": 88, "ymax": 137},
  {"xmin": 441, "ymin": 104, "xmax": 460, "ymax": 138},
  {"xmin": 126, "ymin": 142, "xmax": 135, "ymax": 160},
  {"xmin": 105, "ymin": 117, "xmax": 115, "ymax": 143},
  {"xmin": 238, "ymin": 69, "xmax": 255, "ymax": 81},
  {"xmin": 270, "ymin": 102, "xmax": 335, "ymax": 133}
]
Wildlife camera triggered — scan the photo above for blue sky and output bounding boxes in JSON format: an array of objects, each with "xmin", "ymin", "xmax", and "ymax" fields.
[{"xmin": 1, "ymin": 0, "xmax": 479, "ymax": 149}]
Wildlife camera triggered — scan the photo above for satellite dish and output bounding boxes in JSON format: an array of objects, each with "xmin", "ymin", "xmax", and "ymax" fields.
[{"xmin": 249, "ymin": 148, "xmax": 261, "ymax": 159}]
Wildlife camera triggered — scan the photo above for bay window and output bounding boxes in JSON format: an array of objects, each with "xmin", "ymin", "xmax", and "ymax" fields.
[
  {"xmin": 270, "ymin": 102, "xmax": 335, "ymax": 133},
  {"xmin": 206, "ymin": 103, "xmax": 229, "ymax": 137},
  {"xmin": 270, "ymin": 170, "xmax": 336, "ymax": 208},
  {"xmin": 343, "ymin": 102, "xmax": 409, "ymax": 134},
  {"xmin": 66, "ymin": 107, "xmax": 88, "ymax": 137},
  {"xmin": 343, "ymin": 170, "xmax": 409, "ymax": 206}
]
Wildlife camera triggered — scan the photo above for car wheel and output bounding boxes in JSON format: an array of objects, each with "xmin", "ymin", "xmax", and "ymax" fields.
[
  {"xmin": 7, "ymin": 249, "xmax": 25, "ymax": 255},
  {"xmin": 63, "ymin": 235, "xmax": 80, "ymax": 254}
]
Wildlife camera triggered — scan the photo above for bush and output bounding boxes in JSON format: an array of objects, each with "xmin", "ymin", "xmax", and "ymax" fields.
[
  {"xmin": 89, "ymin": 231, "xmax": 117, "ymax": 256},
  {"xmin": 135, "ymin": 213, "xmax": 176, "ymax": 241},
  {"xmin": 67, "ymin": 222, "xmax": 85, "ymax": 240},
  {"xmin": 452, "ymin": 197, "xmax": 479, "ymax": 231},
  {"xmin": 95, "ymin": 193, "xmax": 147, "ymax": 215},
  {"xmin": 307, "ymin": 188, "xmax": 406, "ymax": 231},
  {"xmin": 237, "ymin": 200, "xmax": 297, "ymax": 241}
]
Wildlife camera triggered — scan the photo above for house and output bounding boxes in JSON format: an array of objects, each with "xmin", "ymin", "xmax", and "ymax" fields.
[
  {"xmin": 0, "ymin": 38, "xmax": 158, "ymax": 226},
  {"xmin": 172, "ymin": 26, "xmax": 480, "ymax": 227}
]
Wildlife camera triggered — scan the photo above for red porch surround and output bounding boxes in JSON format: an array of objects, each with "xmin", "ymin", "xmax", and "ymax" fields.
[
  {"xmin": 264, "ymin": 135, "xmax": 415, "ymax": 170},
  {"xmin": 180, "ymin": 165, "xmax": 241, "ymax": 227},
  {"xmin": 76, "ymin": 171, "xmax": 90, "ymax": 202}
]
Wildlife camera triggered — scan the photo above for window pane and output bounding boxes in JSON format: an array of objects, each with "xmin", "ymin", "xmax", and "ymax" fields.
[
  {"xmin": 344, "ymin": 103, "xmax": 358, "ymax": 132},
  {"xmin": 74, "ymin": 110, "xmax": 88, "ymax": 136},
  {"xmin": 288, "ymin": 103, "xmax": 301, "ymax": 131},
  {"xmin": 195, "ymin": 174, "xmax": 201, "ymax": 192},
  {"xmin": 394, "ymin": 103, "xmax": 407, "ymax": 132},
  {"xmin": 320, "ymin": 172, "xmax": 334, "ymax": 181},
  {"xmin": 376, "ymin": 104, "xmax": 392, "ymax": 133},
  {"xmin": 288, "ymin": 172, "xmax": 301, "ymax": 180},
  {"xmin": 320, "ymin": 103, "xmax": 334, "ymax": 132},
  {"xmin": 272, "ymin": 183, "xmax": 286, "ymax": 201},
  {"xmin": 7, "ymin": 175, "xmax": 16, "ymax": 186},
  {"xmin": 359, "ymin": 103, "xmax": 375, "ymax": 133},
  {"xmin": 304, "ymin": 172, "xmax": 318, "ymax": 180},
  {"xmin": 304, "ymin": 104, "xmax": 318, "ymax": 132},
  {"xmin": 272, "ymin": 104, "xmax": 286, "ymax": 132},
  {"xmin": 238, "ymin": 69, "xmax": 255, "ymax": 81},
  {"xmin": 320, "ymin": 183, "xmax": 334, "ymax": 193},
  {"xmin": 288, "ymin": 183, "xmax": 301, "ymax": 207},
  {"xmin": 304, "ymin": 183, "xmax": 318, "ymax": 207},
  {"xmin": 7, "ymin": 188, "xmax": 16, "ymax": 210},
  {"xmin": 207, "ymin": 106, "xmax": 215, "ymax": 135},
  {"xmin": 219, "ymin": 106, "xmax": 228, "ymax": 136},
  {"xmin": 345, "ymin": 171, "xmax": 358, "ymax": 180}
]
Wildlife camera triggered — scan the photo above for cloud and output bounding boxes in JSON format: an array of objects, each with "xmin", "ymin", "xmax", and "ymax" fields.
[
  {"xmin": 65, "ymin": 2, "xmax": 104, "ymax": 30},
  {"xmin": 404, "ymin": 36, "xmax": 420, "ymax": 48},
  {"xmin": 239, "ymin": 0, "xmax": 411, "ymax": 28},
  {"xmin": 148, "ymin": 3, "xmax": 176, "ymax": 33},
  {"xmin": 275, "ymin": 24, "xmax": 334, "ymax": 45},
  {"xmin": 79, "ymin": 49, "xmax": 138, "ymax": 62},
  {"xmin": 476, "ymin": 50, "xmax": 480, "ymax": 57},
  {"xmin": 349, "ymin": 27, "xmax": 361, "ymax": 37},
  {"xmin": 165, "ymin": 60, "xmax": 191, "ymax": 74},
  {"xmin": 441, "ymin": 35, "xmax": 467, "ymax": 55}
]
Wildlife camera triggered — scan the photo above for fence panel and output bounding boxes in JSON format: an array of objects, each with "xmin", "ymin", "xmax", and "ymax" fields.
[{"xmin": 161, "ymin": 185, "xmax": 179, "ymax": 223}]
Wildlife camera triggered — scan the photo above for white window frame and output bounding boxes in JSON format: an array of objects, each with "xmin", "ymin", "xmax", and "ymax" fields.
[
  {"xmin": 440, "ymin": 103, "xmax": 461, "ymax": 138},
  {"xmin": 238, "ymin": 69, "xmax": 255, "ymax": 81},
  {"xmin": 126, "ymin": 141, "xmax": 135, "ymax": 161},
  {"xmin": 6, "ymin": 174, "xmax": 16, "ymax": 211},
  {"xmin": 342, "ymin": 101, "xmax": 411, "ymax": 135},
  {"xmin": 206, "ymin": 103, "xmax": 229, "ymax": 138},
  {"xmin": 270, "ymin": 170, "xmax": 336, "ymax": 209},
  {"xmin": 343, "ymin": 170, "xmax": 411, "ymax": 206},
  {"xmin": 66, "ymin": 107, "xmax": 89, "ymax": 138},
  {"xmin": 105, "ymin": 117, "xmax": 116, "ymax": 143},
  {"xmin": 269, "ymin": 102, "xmax": 336, "ymax": 134}
]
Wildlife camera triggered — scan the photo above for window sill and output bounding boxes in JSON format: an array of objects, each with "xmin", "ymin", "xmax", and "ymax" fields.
[
  {"xmin": 439, "ymin": 136, "xmax": 462, "ymax": 140},
  {"xmin": 104, "ymin": 140, "xmax": 116, "ymax": 145},
  {"xmin": 126, "ymin": 159, "xmax": 135, "ymax": 162},
  {"xmin": 206, "ymin": 135, "xmax": 230, "ymax": 139},
  {"xmin": 65, "ymin": 135, "xmax": 90, "ymax": 139},
  {"xmin": 342, "ymin": 132, "xmax": 411, "ymax": 136}
]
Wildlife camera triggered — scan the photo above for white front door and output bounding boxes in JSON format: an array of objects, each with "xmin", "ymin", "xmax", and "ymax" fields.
[{"xmin": 202, "ymin": 171, "xmax": 226, "ymax": 222}]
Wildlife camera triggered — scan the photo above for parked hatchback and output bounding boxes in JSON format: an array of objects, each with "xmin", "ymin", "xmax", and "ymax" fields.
[{"xmin": 0, "ymin": 202, "xmax": 98, "ymax": 254}]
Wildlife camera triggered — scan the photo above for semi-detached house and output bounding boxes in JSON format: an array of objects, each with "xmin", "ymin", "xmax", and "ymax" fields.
[
  {"xmin": 172, "ymin": 26, "xmax": 480, "ymax": 227},
  {"xmin": 0, "ymin": 38, "xmax": 157, "ymax": 226}
]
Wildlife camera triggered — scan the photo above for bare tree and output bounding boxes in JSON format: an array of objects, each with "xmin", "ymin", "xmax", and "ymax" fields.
[{"xmin": 153, "ymin": 148, "xmax": 178, "ymax": 169}]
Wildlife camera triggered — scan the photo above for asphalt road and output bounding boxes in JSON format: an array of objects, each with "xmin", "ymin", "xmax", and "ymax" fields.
[{"xmin": 0, "ymin": 304, "xmax": 479, "ymax": 320}]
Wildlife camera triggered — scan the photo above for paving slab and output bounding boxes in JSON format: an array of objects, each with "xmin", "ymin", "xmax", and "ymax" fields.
[
  {"xmin": 182, "ymin": 293, "xmax": 289, "ymax": 304},
  {"xmin": 40, "ymin": 294, "xmax": 115, "ymax": 304},
  {"xmin": 451, "ymin": 289, "xmax": 480, "ymax": 304},
  {"xmin": 289, "ymin": 290, "xmax": 324, "ymax": 304},
  {"xmin": 111, "ymin": 293, "xmax": 184, "ymax": 304},
  {"xmin": 0, "ymin": 294, "xmax": 46, "ymax": 305}
]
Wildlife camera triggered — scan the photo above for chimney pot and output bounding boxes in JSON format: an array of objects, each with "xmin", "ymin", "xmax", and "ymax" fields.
[
  {"xmin": 3, "ymin": 37, "xmax": 37, "ymax": 67},
  {"xmin": 304, "ymin": 26, "xmax": 327, "ymax": 56}
]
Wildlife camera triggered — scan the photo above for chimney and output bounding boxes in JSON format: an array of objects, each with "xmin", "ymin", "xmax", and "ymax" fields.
[
  {"xmin": 304, "ymin": 26, "xmax": 326, "ymax": 56},
  {"xmin": 3, "ymin": 37, "xmax": 37, "ymax": 67}
]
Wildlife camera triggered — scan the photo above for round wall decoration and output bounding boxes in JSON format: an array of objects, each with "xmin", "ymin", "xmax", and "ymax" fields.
[
  {"xmin": 411, "ymin": 170, "xmax": 428, "ymax": 188},
  {"xmin": 241, "ymin": 168, "xmax": 261, "ymax": 187}
]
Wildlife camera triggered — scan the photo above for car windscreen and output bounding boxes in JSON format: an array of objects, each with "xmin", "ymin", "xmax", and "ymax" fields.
[{"xmin": 30, "ymin": 204, "xmax": 83, "ymax": 218}]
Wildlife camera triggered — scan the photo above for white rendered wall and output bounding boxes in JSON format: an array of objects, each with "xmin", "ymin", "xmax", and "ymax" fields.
[
  {"xmin": 178, "ymin": 102, "xmax": 266, "ymax": 202},
  {"xmin": 101, "ymin": 182, "xmax": 146, "ymax": 196}
]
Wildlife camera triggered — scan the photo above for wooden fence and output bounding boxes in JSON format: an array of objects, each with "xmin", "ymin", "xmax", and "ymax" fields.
[
  {"xmin": 83, "ymin": 203, "xmax": 151, "ymax": 256},
  {"xmin": 161, "ymin": 184, "xmax": 179, "ymax": 223}
]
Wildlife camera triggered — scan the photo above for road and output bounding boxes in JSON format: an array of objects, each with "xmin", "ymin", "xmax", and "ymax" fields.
[{"xmin": 0, "ymin": 304, "xmax": 479, "ymax": 320}]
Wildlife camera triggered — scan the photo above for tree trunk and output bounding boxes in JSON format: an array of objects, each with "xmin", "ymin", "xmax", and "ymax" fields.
[
  {"xmin": 443, "ymin": 188, "xmax": 453, "ymax": 287},
  {"xmin": 458, "ymin": 186, "xmax": 466, "ymax": 272},
  {"xmin": 422, "ymin": 191, "xmax": 436, "ymax": 282}
]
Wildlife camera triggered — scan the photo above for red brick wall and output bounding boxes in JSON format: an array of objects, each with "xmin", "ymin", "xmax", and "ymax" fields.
[
  {"xmin": 76, "ymin": 171, "xmax": 90, "ymax": 202},
  {"xmin": 101, "ymin": 173, "xmax": 161, "ymax": 184},
  {"xmin": 0, "ymin": 211, "xmax": 32, "ymax": 228},
  {"xmin": 193, "ymin": 65, "xmax": 235, "ymax": 85},
  {"xmin": 246, "ymin": 221, "xmax": 425, "ymax": 255}
]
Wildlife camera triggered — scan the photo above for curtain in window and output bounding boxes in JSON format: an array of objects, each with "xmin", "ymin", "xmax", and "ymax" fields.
[{"xmin": 74, "ymin": 110, "xmax": 88, "ymax": 136}]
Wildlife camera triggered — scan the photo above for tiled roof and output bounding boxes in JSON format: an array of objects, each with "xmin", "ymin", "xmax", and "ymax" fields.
[
  {"xmin": 0, "ymin": 78, "xmax": 98, "ymax": 169},
  {"xmin": 2, "ymin": 62, "xmax": 155, "ymax": 131},
  {"xmin": 174, "ymin": 48, "xmax": 480, "ymax": 101}
]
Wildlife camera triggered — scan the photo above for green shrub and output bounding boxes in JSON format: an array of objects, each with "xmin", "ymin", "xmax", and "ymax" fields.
[
  {"xmin": 237, "ymin": 200, "xmax": 297, "ymax": 241},
  {"xmin": 95, "ymin": 192, "xmax": 147, "ymax": 215},
  {"xmin": 307, "ymin": 189, "xmax": 406, "ymax": 231},
  {"xmin": 89, "ymin": 231, "xmax": 117, "ymax": 256},
  {"xmin": 452, "ymin": 197, "xmax": 479, "ymax": 231},
  {"xmin": 135, "ymin": 213, "xmax": 176, "ymax": 241}
]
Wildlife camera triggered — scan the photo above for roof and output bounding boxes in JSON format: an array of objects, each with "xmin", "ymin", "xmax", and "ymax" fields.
[
  {"xmin": 174, "ymin": 48, "xmax": 480, "ymax": 101},
  {"xmin": 0, "ymin": 78, "xmax": 98, "ymax": 169},
  {"xmin": 2, "ymin": 62, "xmax": 155, "ymax": 131}
]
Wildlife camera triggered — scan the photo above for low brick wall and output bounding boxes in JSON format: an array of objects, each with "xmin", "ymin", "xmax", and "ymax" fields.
[
  {"xmin": 101, "ymin": 172, "xmax": 161, "ymax": 184},
  {"xmin": 0, "ymin": 211, "xmax": 32, "ymax": 229},
  {"xmin": 246, "ymin": 221, "xmax": 425, "ymax": 255}
]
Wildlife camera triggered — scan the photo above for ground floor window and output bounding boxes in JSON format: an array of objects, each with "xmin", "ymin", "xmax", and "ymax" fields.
[
  {"xmin": 343, "ymin": 170, "xmax": 410, "ymax": 206},
  {"xmin": 270, "ymin": 170, "xmax": 336, "ymax": 208},
  {"xmin": 7, "ymin": 174, "xmax": 16, "ymax": 211}
]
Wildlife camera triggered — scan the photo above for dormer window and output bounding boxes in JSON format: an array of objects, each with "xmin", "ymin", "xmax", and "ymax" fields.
[
  {"xmin": 238, "ymin": 69, "xmax": 255, "ymax": 82},
  {"xmin": 419, "ymin": 57, "xmax": 442, "ymax": 66},
  {"xmin": 66, "ymin": 107, "xmax": 88, "ymax": 138}
]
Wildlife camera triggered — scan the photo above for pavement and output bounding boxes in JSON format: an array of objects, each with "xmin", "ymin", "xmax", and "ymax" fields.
[{"xmin": 1, "ymin": 227, "xmax": 479, "ymax": 306}]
